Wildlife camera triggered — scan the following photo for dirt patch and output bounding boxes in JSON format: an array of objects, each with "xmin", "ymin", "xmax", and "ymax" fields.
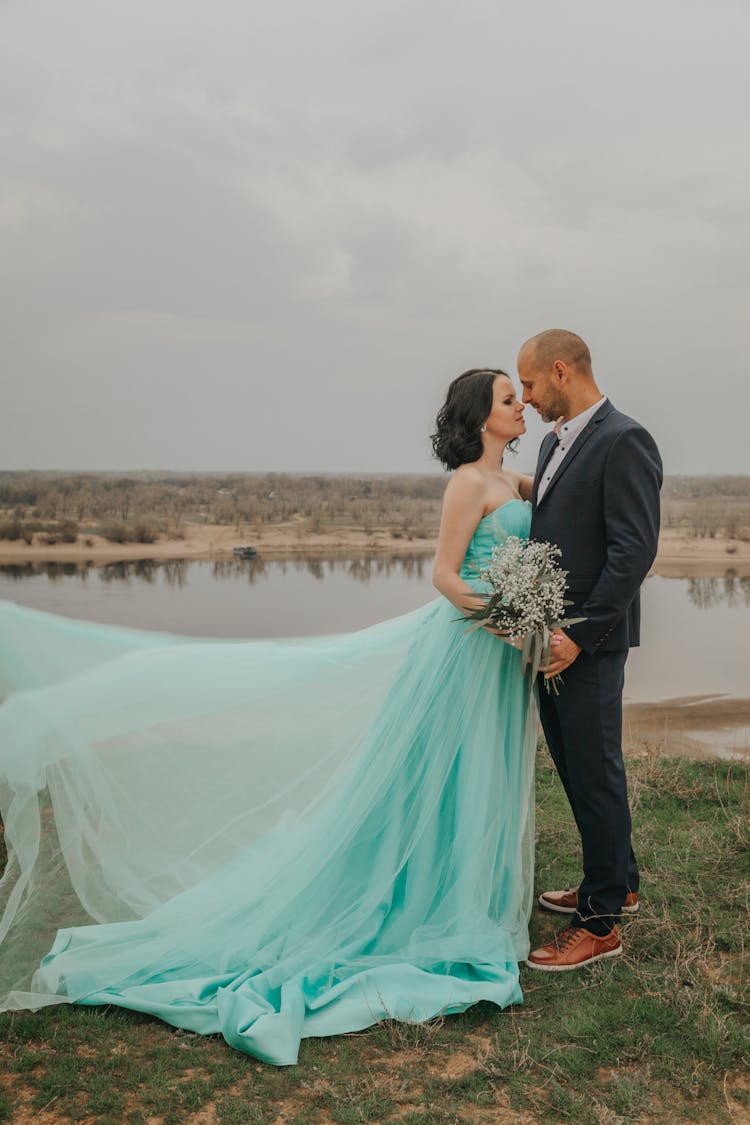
[
  {"xmin": 183, "ymin": 1105, "xmax": 219, "ymax": 1125},
  {"xmin": 624, "ymin": 695, "xmax": 750, "ymax": 761},
  {"xmin": 724, "ymin": 1072, "xmax": 750, "ymax": 1125},
  {"xmin": 272, "ymin": 1098, "xmax": 337, "ymax": 1124},
  {"xmin": 0, "ymin": 521, "xmax": 438, "ymax": 564},
  {"xmin": 438, "ymin": 1042, "xmax": 492, "ymax": 1080},
  {"xmin": 652, "ymin": 530, "xmax": 750, "ymax": 577},
  {"xmin": 0, "ymin": 1090, "xmax": 68, "ymax": 1125}
]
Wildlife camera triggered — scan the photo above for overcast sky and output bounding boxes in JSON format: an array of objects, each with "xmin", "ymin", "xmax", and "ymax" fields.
[{"xmin": 1, "ymin": 0, "xmax": 747, "ymax": 476}]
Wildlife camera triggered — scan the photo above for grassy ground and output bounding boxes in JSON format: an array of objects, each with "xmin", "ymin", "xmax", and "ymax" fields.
[{"xmin": 1, "ymin": 750, "xmax": 748, "ymax": 1124}]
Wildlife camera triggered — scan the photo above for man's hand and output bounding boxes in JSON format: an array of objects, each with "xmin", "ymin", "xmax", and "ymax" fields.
[{"xmin": 540, "ymin": 631, "xmax": 581, "ymax": 678}]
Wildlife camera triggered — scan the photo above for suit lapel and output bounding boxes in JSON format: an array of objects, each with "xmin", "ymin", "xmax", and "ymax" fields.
[
  {"xmin": 532, "ymin": 432, "xmax": 559, "ymax": 506},
  {"xmin": 535, "ymin": 399, "xmax": 613, "ymax": 508}
]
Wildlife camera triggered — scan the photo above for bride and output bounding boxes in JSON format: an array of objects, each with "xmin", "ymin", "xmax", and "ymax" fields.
[{"xmin": 0, "ymin": 368, "xmax": 540, "ymax": 1066}]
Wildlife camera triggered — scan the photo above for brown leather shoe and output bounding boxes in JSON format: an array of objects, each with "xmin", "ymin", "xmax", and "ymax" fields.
[
  {"xmin": 538, "ymin": 887, "xmax": 639, "ymax": 915},
  {"xmin": 526, "ymin": 924, "xmax": 623, "ymax": 971}
]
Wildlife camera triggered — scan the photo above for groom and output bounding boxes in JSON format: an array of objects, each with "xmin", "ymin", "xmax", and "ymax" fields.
[{"xmin": 517, "ymin": 329, "xmax": 662, "ymax": 970}]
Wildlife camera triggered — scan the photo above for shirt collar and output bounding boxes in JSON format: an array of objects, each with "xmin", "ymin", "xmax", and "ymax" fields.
[{"xmin": 555, "ymin": 395, "xmax": 607, "ymax": 443}]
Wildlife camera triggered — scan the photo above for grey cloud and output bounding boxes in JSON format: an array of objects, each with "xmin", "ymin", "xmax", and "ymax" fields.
[{"xmin": 1, "ymin": 0, "xmax": 748, "ymax": 473}]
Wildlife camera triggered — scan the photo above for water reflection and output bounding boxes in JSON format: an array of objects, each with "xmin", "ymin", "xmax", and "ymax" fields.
[
  {"xmin": 337, "ymin": 556, "xmax": 430, "ymax": 583},
  {"xmin": 0, "ymin": 558, "xmax": 190, "ymax": 586},
  {"xmin": 162, "ymin": 560, "xmax": 190, "ymax": 588},
  {"xmin": 2, "ymin": 560, "xmax": 748, "ymax": 607},
  {"xmin": 686, "ymin": 574, "xmax": 750, "ymax": 609},
  {"xmin": 0, "ymin": 555, "xmax": 437, "ymax": 645},
  {"xmin": 99, "ymin": 559, "xmax": 156, "ymax": 584},
  {"xmin": 239, "ymin": 555, "xmax": 431, "ymax": 583},
  {"xmin": 0, "ymin": 561, "xmax": 94, "ymax": 581},
  {"xmin": 212, "ymin": 557, "xmax": 269, "ymax": 581},
  {"xmin": 0, "ymin": 555, "xmax": 432, "ymax": 592}
]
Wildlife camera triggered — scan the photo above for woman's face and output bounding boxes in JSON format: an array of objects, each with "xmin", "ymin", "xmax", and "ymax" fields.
[{"xmin": 484, "ymin": 375, "xmax": 526, "ymax": 440}]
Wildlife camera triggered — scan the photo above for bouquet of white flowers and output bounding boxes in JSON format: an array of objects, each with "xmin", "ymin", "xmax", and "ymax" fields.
[{"xmin": 464, "ymin": 536, "xmax": 584, "ymax": 693}]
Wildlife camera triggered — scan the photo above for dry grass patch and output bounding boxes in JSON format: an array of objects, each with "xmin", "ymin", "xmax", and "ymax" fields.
[{"xmin": 0, "ymin": 753, "xmax": 747, "ymax": 1124}]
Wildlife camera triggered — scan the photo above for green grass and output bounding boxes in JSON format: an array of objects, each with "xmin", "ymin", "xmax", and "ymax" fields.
[{"xmin": 1, "ymin": 751, "xmax": 748, "ymax": 1124}]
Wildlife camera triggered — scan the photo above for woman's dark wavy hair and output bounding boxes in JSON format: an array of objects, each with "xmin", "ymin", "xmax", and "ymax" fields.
[{"xmin": 431, "ymin": 368, "xmax": 515, "ymax": 470}]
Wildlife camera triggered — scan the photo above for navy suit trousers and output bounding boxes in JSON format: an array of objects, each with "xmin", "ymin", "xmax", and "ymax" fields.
[{"xmin": 537, "ymin": 649, "xmax": 639, "ymax": 935}]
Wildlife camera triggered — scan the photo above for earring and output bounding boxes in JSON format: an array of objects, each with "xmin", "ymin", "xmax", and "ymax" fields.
[{"xmin": 480, "ymin": 424, "xmax": 487, "ymax": 433}]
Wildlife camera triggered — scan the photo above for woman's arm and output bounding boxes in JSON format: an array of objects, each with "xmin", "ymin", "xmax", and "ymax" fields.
[
  {"xmin": 503, "ymin": 469, "xmax": 533, "ymax": 502},
  {"xmin": 517, "ymin": 473, "xmax": 533, "ymax": 501},
  {"xmin": 432, "ymin": 471, "xmax": 488, "ymax": 615}
]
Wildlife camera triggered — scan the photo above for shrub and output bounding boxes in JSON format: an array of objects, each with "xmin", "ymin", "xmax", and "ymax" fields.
[
  {"xmin": 132, "ymin": 525, "xmax": 158, "ymax": 544},
  {"xmin": 102, "ymin": 523, "xmax": 158, "ymax": 544},
  {"xmin": 43, "ymin": 521, "xmax": 80, "ymax": 544},
  {"xmin": 59, "ymin": 520, "xmax": 79, "ymax": 543},
  {"xmin": 102, "ymin": 524, "xmax": 129, "ymax": 543},
  {"xmin": 0, "ymin": 521, "xmax": 34, "ymax": 544}
]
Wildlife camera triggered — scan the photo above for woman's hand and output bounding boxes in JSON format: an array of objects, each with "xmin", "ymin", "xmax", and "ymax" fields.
[
  {"xmin": 481, "ymin": 625, "xmax": 523, "ymax": 648},
  {"xmin": 487, "ymin": 630, "xmax": 564, "ymax": 653}
]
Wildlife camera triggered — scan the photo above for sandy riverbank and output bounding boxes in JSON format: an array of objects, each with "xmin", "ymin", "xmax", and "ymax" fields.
[
  {"xmin": 0, "ymin": 523, "xmax": 749, "ymax": 575},
  {"xmin": 0, "ymin": 522, "xmax": 430, "ymax": 563},
  {"xmin": 650, "ymin": 528, "xmax": 750, "ymax": 576},
  {"xmin": 623, "ymin": 694, "xmax": 750, "ymax": 762}
]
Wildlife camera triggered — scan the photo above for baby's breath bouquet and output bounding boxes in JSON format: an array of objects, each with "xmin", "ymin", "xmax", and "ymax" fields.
[{"xmin": 464, "ymin": 536, "xmax": 584, "ymax": 693}]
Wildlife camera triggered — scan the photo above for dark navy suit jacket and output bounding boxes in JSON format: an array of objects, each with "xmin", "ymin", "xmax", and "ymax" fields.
[{"xmin": 530, "ymin": 400, "xmax": 663, "ymax": 654}]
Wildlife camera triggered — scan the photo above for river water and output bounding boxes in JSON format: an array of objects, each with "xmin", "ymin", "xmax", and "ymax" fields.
[{"xmin": 1, "ymin": 557, "xmax": 748, "ymax": 709}]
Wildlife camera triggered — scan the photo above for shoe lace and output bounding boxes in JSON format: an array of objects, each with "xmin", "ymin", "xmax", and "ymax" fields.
[{"xmin": 555, "ymin": 927, "xmax": 582, "ymax": 951}]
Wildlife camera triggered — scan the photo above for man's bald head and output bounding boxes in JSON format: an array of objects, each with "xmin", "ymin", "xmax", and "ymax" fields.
[
  {"xmin": 519, "ymin": 330, "xmax": 593, "ymax": 377},
  {"xmin": 517, "ymin": 329, "xmax": 601, "ymax": 423}
]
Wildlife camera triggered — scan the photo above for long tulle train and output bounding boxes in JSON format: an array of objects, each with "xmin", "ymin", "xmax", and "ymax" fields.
[{"xmin": 0, "ymin": 501, "xmax": 538, "ymax": 1063}]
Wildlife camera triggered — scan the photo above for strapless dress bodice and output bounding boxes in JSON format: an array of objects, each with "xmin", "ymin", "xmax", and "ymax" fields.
[{"xmin": 460, "ymin": 499, "xmax": 532, "ymax": 580}]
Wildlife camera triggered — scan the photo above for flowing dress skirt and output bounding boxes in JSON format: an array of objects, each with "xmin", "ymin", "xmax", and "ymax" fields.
[{"xmin": 0, "ymin": 586, "xmax": 537, "ymax": 1065}]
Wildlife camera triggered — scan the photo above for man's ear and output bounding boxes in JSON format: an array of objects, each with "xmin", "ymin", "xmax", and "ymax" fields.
[{"xmin": 551, "ymin": 359, "xmax": 568, "ymax": 385}]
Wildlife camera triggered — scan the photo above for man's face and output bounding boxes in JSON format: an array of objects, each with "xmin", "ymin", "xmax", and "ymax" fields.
[{"xmin": 517, "ymin": 349, "xmax": 568, "ymax": 423}]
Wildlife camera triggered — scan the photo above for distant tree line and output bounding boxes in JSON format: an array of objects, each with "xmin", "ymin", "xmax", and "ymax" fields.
[
  {"xmin": 661, "ymin": 475, "xmax": 750, "ymax": 499},
  {"xmin": 0, "ymin": 472, "xmax": 446, "ymax": 543},
  {"xmin": 0, "ymin": 471, "xmax": 748, "ymax": 544}
]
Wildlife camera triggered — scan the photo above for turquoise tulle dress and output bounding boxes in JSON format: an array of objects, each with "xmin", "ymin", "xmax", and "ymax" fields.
[{"xmin": 0, "ymin": 499, "xmax": 537, "ymax": 1065}]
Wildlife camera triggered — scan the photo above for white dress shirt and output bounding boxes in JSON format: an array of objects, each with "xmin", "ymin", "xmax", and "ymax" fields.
[{"xmin": 536, "ymin": 396, "xmax": 608, "ymax": 502}]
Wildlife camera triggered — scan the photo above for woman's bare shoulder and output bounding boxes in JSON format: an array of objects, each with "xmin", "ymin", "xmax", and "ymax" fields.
[{"xmin": 444, "ymin": 464, "xmax": 487, "ymax": 503}]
